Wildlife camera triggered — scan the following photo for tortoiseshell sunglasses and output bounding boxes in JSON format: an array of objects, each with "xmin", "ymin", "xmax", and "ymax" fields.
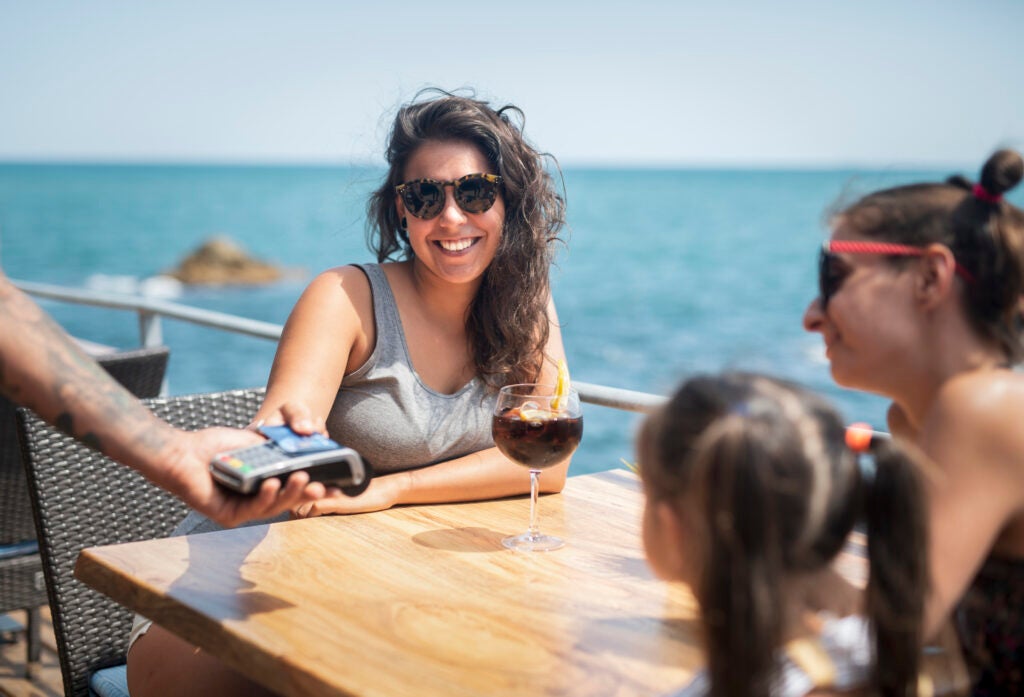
[{"xmin": 395, "ymin": 173, "xmax": 503, "ymax": 220}]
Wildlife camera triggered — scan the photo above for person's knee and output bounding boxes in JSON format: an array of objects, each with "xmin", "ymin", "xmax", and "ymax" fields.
[{"xmin": 127, "ymin": 626, "xmax": 276, "ymax": 697}]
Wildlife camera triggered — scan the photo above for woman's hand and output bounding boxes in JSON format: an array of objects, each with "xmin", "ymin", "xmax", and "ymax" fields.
[
  {"xmin": 291, "ymin": 474, "xmax": 406, "ymax": 518},
  {"xmin": 254, "ymin": 400, "xmax": 329, "ymax": 436}
]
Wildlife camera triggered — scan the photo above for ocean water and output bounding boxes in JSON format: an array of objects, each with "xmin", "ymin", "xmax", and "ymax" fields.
[{"xmin": 2, "ymin": 163, "xmax": 1013, "ymax": 475}]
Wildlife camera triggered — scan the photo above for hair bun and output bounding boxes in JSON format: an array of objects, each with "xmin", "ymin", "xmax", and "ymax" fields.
[
  {"xmin": 979, "ymin": 149, "xmax": 1024, "ymax": 197},
  {"xmin": 945, "ymin": 174, "xmax": 972, "ymax": 191}
]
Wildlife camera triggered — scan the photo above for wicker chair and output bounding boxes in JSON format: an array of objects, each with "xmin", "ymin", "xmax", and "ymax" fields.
[
  {"xmin": 0, "ymin": 345, "xmax": 169, "ymax": 676},
  {"xmin": 15, "ymin": 387, "xmax": 265, "ymax": 697}
]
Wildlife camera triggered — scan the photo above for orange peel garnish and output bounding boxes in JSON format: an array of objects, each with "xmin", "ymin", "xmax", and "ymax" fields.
[{"xmin": 551, "ymin": 360, "xmax": 570, "ymax": 411}]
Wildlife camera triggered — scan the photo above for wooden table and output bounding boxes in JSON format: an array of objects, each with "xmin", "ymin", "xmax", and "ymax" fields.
[{"xmin": 75, "ymin": 471, "xmax": 703, "ymax": 697}]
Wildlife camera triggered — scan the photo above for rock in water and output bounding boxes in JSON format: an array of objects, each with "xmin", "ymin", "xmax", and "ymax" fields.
[{"xmin": 167, "ymin": 236, "xmax": 285, "ymax": 285}]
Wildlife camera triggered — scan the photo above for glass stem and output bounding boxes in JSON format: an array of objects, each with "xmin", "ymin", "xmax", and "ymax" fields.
[{"xmin": 528, "ymin": 469, "xmax": 541, "ymax": 539}]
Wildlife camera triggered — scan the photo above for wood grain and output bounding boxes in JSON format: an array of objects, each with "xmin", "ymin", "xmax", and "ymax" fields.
[{"xmin": 75, "ymin": 471, "xmax": 702, "ymax": 697}]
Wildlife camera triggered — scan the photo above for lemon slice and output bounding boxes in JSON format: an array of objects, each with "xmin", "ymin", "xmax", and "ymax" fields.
[
  {"xmin": 518, "ymin": 407, "xmax": 550, "ymax": 422},
  {"xmin": 551, "ymin": 359, "xmax": 570, "ymax": 411}
]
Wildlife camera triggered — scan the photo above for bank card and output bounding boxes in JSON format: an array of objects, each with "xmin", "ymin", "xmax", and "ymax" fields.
[{"xmin": 258, "ymin": 424, "xmax": 341, "ymax": 454}]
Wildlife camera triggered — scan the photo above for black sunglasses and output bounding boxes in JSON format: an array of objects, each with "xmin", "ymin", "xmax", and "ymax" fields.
[
  {"xmin": 395, "ymin": 173, "xmax": 503, "ymax": 220},
  {"xmin": 818, "ymin": 240, "xmax": 975, "ymax": 309}
]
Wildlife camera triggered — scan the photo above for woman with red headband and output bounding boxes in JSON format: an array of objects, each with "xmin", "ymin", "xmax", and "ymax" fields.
[{"xmin": 803, "ymin": 149, "xmax": 1024, "ymax": 695}]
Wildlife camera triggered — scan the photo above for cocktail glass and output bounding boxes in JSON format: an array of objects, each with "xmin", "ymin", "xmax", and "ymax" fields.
[{"xmin": 492, "ymin": 384, "xmax": 582, "ymax": 552}]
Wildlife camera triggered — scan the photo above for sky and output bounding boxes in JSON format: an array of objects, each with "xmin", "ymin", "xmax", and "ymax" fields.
[{"xmin": 2, "ymin": 0, "xmax": 1023, "ymax": 167}]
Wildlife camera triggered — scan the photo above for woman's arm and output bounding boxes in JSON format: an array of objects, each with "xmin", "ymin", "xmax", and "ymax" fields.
[
  {"xmin": 254, "ymin": 266, "xmax": 373, "ymax": 431},
  {"xmin": 918, "ymin": 373, "xmax": 1024, "ymax": 639},
  {"xmin": 293, "ymin": 445, "xmax": 562, "ymax": 516},
  {"xmin": 293, "ymin": 295, "xmax": 574, "ymax": 516}
]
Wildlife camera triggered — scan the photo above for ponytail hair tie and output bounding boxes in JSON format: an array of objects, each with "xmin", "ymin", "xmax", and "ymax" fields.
[
  {"xmin": 972, "ymin": 183, "xmax": 1003, "ymax": 204},
  {"xmin": 845, "ymin": 422, "xmax": 891, "ymax": 453},
  {"xmin": 845, "ymin": 422, "xmax": 877, "ymax": 453},
  {"xmin": 846, "ymin": 422, "xmax": 886, "ymax": 485}
]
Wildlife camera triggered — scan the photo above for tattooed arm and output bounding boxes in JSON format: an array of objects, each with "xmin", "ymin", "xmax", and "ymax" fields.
[{"xmin": 0, "ymin": 273, "xmax": 326, "ymax": 527}]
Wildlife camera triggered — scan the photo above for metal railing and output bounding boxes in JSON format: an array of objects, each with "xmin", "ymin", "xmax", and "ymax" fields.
[{"xmin": 14, "ymin": 279, "xmax": 666, "ymax": 414}]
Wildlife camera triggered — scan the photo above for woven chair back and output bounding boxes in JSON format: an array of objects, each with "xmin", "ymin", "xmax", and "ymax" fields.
[
  {"xmin": 1, "ymin": 346, "xmax": 169, "ymax": 546},
  {"xmin": 0, "ymin": 344, "xmax": 170, "ymax": 664},
  {"xmin": 16, "ymin": 386, "xmax": 264, "ymax": 697}
]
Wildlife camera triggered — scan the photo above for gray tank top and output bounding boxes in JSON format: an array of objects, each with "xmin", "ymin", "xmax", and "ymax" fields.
[
  {"xmin": 137, "ymin": 265, "xmax": 499, "ymax": 557},
  {"xmin": 325, "ymin": 263, "xmax": 496, "ymax": 474}
]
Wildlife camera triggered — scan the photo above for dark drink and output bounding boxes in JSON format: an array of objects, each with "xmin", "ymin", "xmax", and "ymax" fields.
[
  {"xmin": 492, "ymin": 410, "xmax": 583, "ymax": 469},
  {"xmin": 493, "ymin": 382, "xmax": 582, "ymax": 552}
]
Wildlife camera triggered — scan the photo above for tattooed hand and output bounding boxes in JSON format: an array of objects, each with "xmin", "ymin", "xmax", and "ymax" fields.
[
  {"xmin": 0, "ymin": 274, "xmax": 329, "ymax": 527},
  {"xmin": 157, "ymin": 427, "xmax": 330, "ymax": 528}
]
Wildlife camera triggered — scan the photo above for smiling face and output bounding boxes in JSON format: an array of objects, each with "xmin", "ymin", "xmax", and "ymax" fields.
[
  {"xmin": 802, "ymin": 226, "xmax": 923, "ymax": 396},
  {"xmin": 396, "ymin": 140, "xmax": 504, "ymax": 290}
]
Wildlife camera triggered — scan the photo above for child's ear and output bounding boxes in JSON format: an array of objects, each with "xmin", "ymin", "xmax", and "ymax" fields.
[{"xmin": 655, "ymin": 501, "xmax": 691, "ymax": 582}]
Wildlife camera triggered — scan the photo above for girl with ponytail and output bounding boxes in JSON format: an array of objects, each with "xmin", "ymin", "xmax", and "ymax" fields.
[
  {"xmin": 803, "ymin": 150, "xmax": 1024, "ymax": 694},
  {"xmin": 639, "ymin": 373, "xmax": 929, "ymax": 697}
]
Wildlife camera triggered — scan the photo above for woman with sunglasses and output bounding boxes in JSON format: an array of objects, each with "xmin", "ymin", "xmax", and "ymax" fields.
[
  {"xmin": 250, "ymin": 90, "xmax": 569, "ymax": 519},
  {"xmin": 126, "ymin": 91, "xmax": 568, "ymax": 697},
  {"xmin": 803, "ymin": 149, "xmax": 1024, "ymax": 695}
]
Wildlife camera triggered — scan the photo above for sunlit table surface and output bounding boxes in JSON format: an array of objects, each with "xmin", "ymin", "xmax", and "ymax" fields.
[{"xmin": 74, "ymin": 470, "xmax": 702, "ymax": 697}]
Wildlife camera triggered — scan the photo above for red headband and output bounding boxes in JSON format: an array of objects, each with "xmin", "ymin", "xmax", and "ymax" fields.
[
  {"xmin": 973, "ymin": 183, "xmax": 1003, "ymax": 204},
  {"xmin": 825, "ymin": 240, "xmax": 977, "ymax": 285}
]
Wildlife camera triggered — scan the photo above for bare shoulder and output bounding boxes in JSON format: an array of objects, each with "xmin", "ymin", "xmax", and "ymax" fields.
[
  {"xmin": 270, "ymin": 265, "xmax": 375, "ymax": 390},
  {"xmin": 293, "ymin": 265, "xmax": 372, "ymax": 319},
  {"xmin": 926, "ymin": 370, "xmax": 1024, "ymax": 480},
  {"xmin": 932, "ymin": 369, "xmax": 1024, "ymax": 425},
  {"xmin": 304, "ymin": 265, "xmax": 370, "ymax": 300}
]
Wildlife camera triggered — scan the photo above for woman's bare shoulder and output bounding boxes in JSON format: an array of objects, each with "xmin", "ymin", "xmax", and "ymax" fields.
[
  {"xmin": 299, "ymin": 265, "xmax": 372, "ymax": 307},
  {"xmin": 309, "ymin": 264, "xmax": 371, "ymax": 290},
  {"xmin": 927, "ymin": 369, "xmax": 1024, "ymax": 477},
  {"xmin": 933, "ymin": 369, "xmax": 1024, "ymax": 420}
]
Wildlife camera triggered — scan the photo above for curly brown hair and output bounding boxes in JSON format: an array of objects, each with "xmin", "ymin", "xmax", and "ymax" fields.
[{"xmin": 367, "ymin": 89, "xmax": 566, "ymax": 388}]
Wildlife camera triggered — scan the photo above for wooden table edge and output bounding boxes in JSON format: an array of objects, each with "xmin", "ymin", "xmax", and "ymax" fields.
[{"xmin": 72, "ymin": 469, "xmax": 646, "ymax": 697}]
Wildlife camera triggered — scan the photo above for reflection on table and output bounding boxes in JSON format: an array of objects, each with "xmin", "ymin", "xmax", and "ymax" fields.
[{"xmin": 76, "ymin": 471, "xmax": 702, "ymax": 697}]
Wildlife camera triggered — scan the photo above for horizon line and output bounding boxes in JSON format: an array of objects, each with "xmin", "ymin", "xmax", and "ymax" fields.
[{"xmin": 0, "ymin": 156, "xmax": 975, "ymax": 172}]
